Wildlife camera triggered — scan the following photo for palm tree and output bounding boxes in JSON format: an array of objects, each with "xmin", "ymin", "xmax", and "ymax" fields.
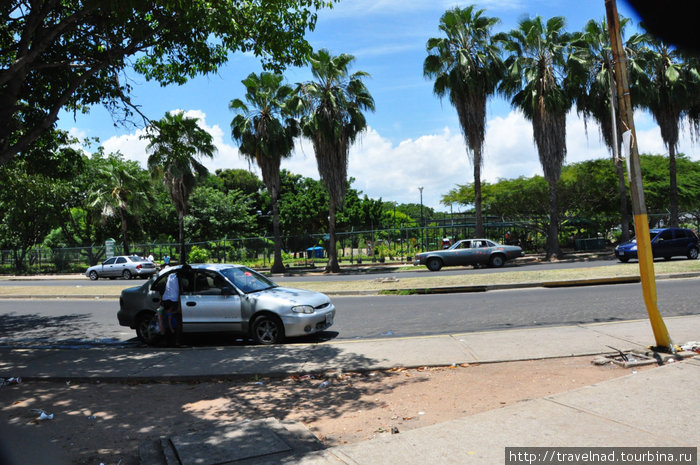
[
  {"xmin": 144, "ymin": 112, "xmax": 216, "ymax": 264},
  {"xmin": 574, "ymin": 17, "xmax": 633, "ymax": 242},
  {"xmin": 632, "ymin": 33, "xmax": 700, "ymax": 227},
  {"xmin": 230, "ymin": 72, "xmax": 299, "ymax": 273},
  {"xmin": 298, "ymin": 49, "xmax": 374, "ymax": 272},
  {"xmin": 90, "ymin": 153, "xmax": 150, "ymax": 255},
  {"xmin": 423, "ymin": 5, "xmax": 502, "ymax": 238},
  {"xmin": 497, "ymin": 16, "xmax": 579, "ymax": 259}
]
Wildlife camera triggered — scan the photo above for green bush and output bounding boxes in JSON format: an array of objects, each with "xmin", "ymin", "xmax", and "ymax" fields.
[{"xmin": 188, "ymin": 245, "xmax": 211, "ymax": 263}]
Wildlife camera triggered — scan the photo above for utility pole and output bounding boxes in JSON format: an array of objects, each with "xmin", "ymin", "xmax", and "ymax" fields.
[{"xmin": 605, "ymin": 0, "xmax": 673, "ymax": 352}]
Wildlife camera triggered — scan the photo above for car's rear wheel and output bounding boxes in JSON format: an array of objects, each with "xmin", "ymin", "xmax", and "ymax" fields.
[
  {"xmin": 136, "ymin": 312, "xmax": 162, "ymax": 346},
  {"xmin": 426, "ymin": 257, "xmax": 442, "ymax": 272},
  {"xmin": 251, "ymin": 314, "xmax": 284, "ymax": 345},
  {"xmin": 489, "ymin": 254, "xmax": 505, "ymax": 268},
  {"xmin": 688, "ymin": 247, "xmax": 699, "ymax": 260},
  {"xmin": 89, "ymin": 270, "xmax": 98, "ymax": 281},
  {"xmin": 122, "ymin": 269, "xmax": 132, "ymax": 280}
]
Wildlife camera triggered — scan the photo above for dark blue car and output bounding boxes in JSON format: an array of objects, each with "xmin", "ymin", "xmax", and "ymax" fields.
[{"xmin": 615, "ymin": 227, "xmax": 700, "ymax": 262}]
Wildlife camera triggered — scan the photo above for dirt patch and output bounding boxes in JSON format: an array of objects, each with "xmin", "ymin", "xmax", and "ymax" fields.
[{"xmin": 0, "ymin": 356, "xmax": 655, "ymax": 465}]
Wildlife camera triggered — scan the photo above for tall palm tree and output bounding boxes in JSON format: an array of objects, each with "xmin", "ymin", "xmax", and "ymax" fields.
[
  {"xmin": 423, "ymin": 5, "xmax": 502, "ymax": 238},
  {"xmin": 632, "ymin": 33, "xmax": 699, "ymax": 227},
  {"xmin": 90, "ymin": 153, "xmax": 150, "ymax": 255},
  {"xmin": 574, "ymin": 17, "xmax": 633, "ymax": 242},
  {"xmin": 230, "ymin": 72, "xmax": 299, "ymax": 273},
  {"xmin": 144, "ymin": 112, "xmax": 216, "ymax": 264},
  {"xmin": 497, "ymin": 16, "xmax": 579, "ymax": 259},
  {"xmin": 298, "ymin": 49, "xmax": 374, "ymax": 273}
]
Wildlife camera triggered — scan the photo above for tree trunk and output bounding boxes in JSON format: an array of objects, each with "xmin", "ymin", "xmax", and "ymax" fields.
[
  {"xmin": 178, "ymin": 210, "xmax": 186, "ymax": 265},
  {"xmin": 325, "ymin": 197, "xmax": 340, "ymax": 273},
  {"xmin": 120, "ymin": 207, "xmax": 130, "ymax": 256},
  {"xmin": 545, "ymin": 178, "xmax": 561, "ymax": 260},
  {"xmin": 614, "ymin": 157, "xmax": 631, "ymax": 242},
  {"xmin": 668, "ymin": 144, "xmax": 679, "ymax": 227},
  {"xmin": 474, "ymin": 148, "xmax": 484, "ymax": 238},
  {"xmin": 270, "ymin": 197, "xmax": 285, "ymax": 274}
]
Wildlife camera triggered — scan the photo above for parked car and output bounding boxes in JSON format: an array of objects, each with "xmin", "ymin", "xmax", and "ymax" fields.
[
  {"xmin": 85, "ymin": 255, "xmax": 158, "ymax": 280},
  {"xmin": 614, "ymin": 227, "xmax": 700, "ymax": 262},
  {"xmin": 414, "ymin": 239, "xmax": 524, "ymax": 271},
  {"xmin": 118, "ymin": 264, "xmax": 336, "ymax": 345}
]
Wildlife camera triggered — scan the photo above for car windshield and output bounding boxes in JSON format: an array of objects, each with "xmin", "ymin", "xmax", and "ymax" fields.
[{"xmin": 220, "ymin": 266, "xmax": 277, "ymax": 294}]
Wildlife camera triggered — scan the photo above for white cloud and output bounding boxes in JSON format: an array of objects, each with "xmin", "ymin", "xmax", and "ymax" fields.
[
  {"xmin": 85, "ymin": 107, "xmax": 698, "ymax": 213},
  {"xmin": 99, "ymin": 109, "xmax": 254, "ymax": 175}
]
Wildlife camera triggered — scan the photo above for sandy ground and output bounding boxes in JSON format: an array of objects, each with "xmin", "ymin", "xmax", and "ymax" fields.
[{"xmin": 0, "ymin": 356, "xmax": 654, "ymax": 465}]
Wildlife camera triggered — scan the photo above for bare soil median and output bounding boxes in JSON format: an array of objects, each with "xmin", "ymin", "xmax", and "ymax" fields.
[{"xmin": 0, "ymin": 356, "xmax": 654, "ymax": 465}]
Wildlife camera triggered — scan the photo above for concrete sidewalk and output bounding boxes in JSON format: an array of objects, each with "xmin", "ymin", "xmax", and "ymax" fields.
[{"xmin": 1, "ymin": 316, "xmax": 698, "ymax": 464}]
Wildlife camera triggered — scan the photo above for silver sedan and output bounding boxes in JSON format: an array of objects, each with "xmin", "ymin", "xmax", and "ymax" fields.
[
  {"xmin": 85, "ymin": 255, "xmax": 158, "ymax": 280},
  {"xmin": 117, "ymin": 264, "xmax": 336, "ymax": 345},
  {"xmin": 414, "ymin": 239, "xmax": 524, "ymax": 271}
]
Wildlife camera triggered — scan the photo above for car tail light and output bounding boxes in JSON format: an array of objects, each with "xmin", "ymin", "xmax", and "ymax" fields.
[{"xmin": 136, "ymin": 264, "xmax": 142, "ymax": 269}]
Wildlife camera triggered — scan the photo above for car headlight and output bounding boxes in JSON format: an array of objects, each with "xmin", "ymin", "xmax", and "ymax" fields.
[
  {"xmin": 292, "ymin": 305, "xmax": 315, "ymax": 314},
  {"xmin": 631, "ymin": 245, "xmax": 637, "ymax": 251}
]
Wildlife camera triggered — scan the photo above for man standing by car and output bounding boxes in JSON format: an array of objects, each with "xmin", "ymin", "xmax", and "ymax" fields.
[{"xmin": 161, "ymin": 265, "xmax": 190, "ymax": 347}]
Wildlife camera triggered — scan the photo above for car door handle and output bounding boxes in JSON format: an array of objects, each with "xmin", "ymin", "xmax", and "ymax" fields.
[{"xmin": 186, "ymin": 302, "xmax": 196, "ymax": 307}]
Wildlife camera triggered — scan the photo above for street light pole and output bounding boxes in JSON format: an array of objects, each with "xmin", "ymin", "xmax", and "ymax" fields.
[
  {"xmin": 418, "ymin": 186, "xmax": 424, "ymax": 251},
  {"xmin": 605, "ymin": 0, "xmax": 672, "ymax": 352}
]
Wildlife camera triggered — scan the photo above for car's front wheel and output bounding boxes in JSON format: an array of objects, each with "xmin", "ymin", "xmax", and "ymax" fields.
[
  {"xmin": 426, "ymin": 257, "xmax": 443, "ymax": 272},
  {"xmin": 251, "ymin": 314, "xmax": 284, "ymax": 345},
  {"xmin": 122, "ymin": 269, "xmax": 132, "ymax": 280},
  {"xmin": 688, "ymin": 247, "xmax": 699, "ymax": 260},
  {"xmin": 88, "ymin": 270, "xmax": 98, "ymax": 281}
]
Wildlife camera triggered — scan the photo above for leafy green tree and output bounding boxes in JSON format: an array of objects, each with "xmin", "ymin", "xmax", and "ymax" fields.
[
  {"xmin": 632, "ymin": 33, "xmax": 700, "ymax": 227},
  {"xmin": 424, "ymin": 5, "xmax": 502, "ymax": 237},
  {"xmin": 89, "ymin": 152, "xmax": 151, "ymax": 255},
  {"xmin": 1, "ymin": 0, "xmax": 332, "ymax": 166},
  {"xmin": 209, "ymin": 168, "xmax": 264, "ymax": 196},
  {"xmin": 185, "ymin": 186, "xmax": 256, "ymax": 243},
  {"xmin": 0, "ymin": 130, "xmax": 80, "ymax": 271},
  {"xmin": 559, "ymin": 159, "xmax": 623, "ymax": 236},
  {"xmin": 497, "ymin": 16, "xmax": 581, "ymax": 259},
  {"xmin": 639, "ymin": 154, "xmax": 700, "ymax": 220},
  {"xmin": 230, "ymin": 72, "xmax": 300, "ymax": 273},
  {"xmin": 298, "ymin": 49, "xmax": 375, "ymax": 272},
  {"xmin": 145, "ymin": 112, "xmax": 216, "ymax": 264},
  {"xmin": 276, "ymin": 170, "xmax": 329, "ymax": 253}
]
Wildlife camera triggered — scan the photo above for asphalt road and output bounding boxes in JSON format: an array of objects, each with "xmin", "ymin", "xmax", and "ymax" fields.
[{"xmin": 0, "ymin": 278, "xmax": 697, "ymax": 348}]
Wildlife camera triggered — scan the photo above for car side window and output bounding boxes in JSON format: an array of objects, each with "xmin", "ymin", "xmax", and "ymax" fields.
[
  {"xmin": 193, "ymin": 271, "xmax": 229, "ymax": 296},
  {"xmin": 458, "ymin": 242, "xmax": 470, "ymax": 249},
  {"xmin": 658, "ymin": 230, "xmax": 673, "ymax": 241},
  {"xmin": 152, "ymin": 274, "xmax": 169, "ymax": 294},
  {"xmin": 104, "ymin": 257, "xmax": 116, "ymax": 265},
  {"xmin": 674, "ymin": 229, "xmax": 687, "ymax": 239},
  {"xmin": 180, "ymin": 270, "xmax": 195, "ymax": 295},
  {"xmin": 116, "ymin": 257, "xmax": 127, "ymax": 264}
]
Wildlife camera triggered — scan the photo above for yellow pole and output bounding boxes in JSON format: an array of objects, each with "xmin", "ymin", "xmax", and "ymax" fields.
[{"xmin": 605, "ymin": 0, "xmax": 673, "ymax": 351}]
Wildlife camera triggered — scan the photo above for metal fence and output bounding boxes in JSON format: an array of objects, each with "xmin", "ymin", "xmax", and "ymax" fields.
[
  {"xmin": 1, "ymin": 220, "xmax": 536, "ymax": 273},
  {"xmin": 3, "ymin": 212, "xmax": 698, "ymax": 274}
]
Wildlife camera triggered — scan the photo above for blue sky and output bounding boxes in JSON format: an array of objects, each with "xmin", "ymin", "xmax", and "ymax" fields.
[{"xmin": 57, "ymin": 0, "xmax": 697, "ymax": 211}]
